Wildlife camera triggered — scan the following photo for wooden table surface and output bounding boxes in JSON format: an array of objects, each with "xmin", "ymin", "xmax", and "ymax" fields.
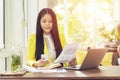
[{"xmin": 1, "ymin": 66, "xmax": 120, "ymax": 80}]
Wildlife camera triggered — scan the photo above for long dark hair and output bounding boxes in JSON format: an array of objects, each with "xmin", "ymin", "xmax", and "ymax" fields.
[{"xmin": 35, "ymin": 8, "xmax": 62, "ymax": 61}]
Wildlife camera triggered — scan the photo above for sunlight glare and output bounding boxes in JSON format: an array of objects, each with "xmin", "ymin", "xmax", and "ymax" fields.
[{"xmin": 86, "ymin": 3, "xmax": 96, "ymax": 15}]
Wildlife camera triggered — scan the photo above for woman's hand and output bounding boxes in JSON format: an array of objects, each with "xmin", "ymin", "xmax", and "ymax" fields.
[
  {"xmin": 33, "ymin": 59, "xmax": 49, "ymax": 67},
  {"xmin": 68, "ymin": 57, "xmax": 77, "ymax": 66}
]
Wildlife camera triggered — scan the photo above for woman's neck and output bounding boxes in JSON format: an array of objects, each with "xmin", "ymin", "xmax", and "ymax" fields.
[
  {"xmin": 43, "ymin": 32, "xmax": 51, "ymax": 35},
  {"xmin": 43, "ymin": 33, "xmax": 51, "ymax": 37}
]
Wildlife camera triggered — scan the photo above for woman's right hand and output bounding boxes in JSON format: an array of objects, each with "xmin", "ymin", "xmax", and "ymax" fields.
[
  {"xmin": 68, "ymin": 57, "xmax": 77, "ymax": 66},
  {"xmin": 33, "ymin": 59, "xmax": 49, "ymax": 67}
]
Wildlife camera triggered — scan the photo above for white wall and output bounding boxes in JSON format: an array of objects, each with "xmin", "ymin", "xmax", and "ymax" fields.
[
  {"xmin": 27, "ymin": 0, "xmax": 38, "ymax": 37},
  {"xmin": 5, "ymin": 0, "xmax": 25, "ymax": 49},
  {"xmin": 0, "ymin": 56, "xmax": 5, "ymax": 73},
  {"xmin": 113, "ymin": 0, "xmax": 120, "ymax": 21},
  {"xmin": 12, "ymin": 0, "xmax": 25, "ymax": 46},
  {"xmin": 0, "ymin": 0, "xmax": 4, "ymax": 48},
  {"xmin": 27, "ymin": 0, "xmax": 47, "ymax": 38}
]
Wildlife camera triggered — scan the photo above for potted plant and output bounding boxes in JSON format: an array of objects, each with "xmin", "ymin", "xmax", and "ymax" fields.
[{"xmin": 99, "ymin": 22, "xmax": 120, "ymax": 47}]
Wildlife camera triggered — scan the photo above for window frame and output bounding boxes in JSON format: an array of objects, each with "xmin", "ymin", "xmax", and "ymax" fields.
[{"xmin": 0, "ymin": 0, "xmax": 5, "ymax": 49}]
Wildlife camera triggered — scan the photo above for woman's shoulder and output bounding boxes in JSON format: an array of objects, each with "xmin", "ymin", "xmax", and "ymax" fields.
[
  {"xmin": 59, "ymin": 33, "xmax": 66, "ymax": 48},
  {"xmin": 28, "ymin": 33, "xmax": 36, "ymax": 40},
  {"xmin": 29, "ymin": 33, "xmax": 36, "ymax": 37}
]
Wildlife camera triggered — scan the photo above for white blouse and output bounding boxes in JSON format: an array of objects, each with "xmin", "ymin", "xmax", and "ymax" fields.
[{"xmin": 43, "ymin": 33, "xmax": 56, "ymax": 63}]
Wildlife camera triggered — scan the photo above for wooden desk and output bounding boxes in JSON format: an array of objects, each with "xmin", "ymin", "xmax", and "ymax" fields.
[{"xmin": 1, "ymin": 66, "xmax": 120, "ymax": 80}]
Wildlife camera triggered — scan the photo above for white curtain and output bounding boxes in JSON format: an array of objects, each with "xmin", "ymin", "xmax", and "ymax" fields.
[{"xmin": 0, "ymin": 0, "xmax": 4, "ymax": 48}]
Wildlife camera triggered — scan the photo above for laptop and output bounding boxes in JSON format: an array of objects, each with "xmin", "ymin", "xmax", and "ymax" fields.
[{"xmin": 64, "ymin": 48, "xmax": 108, "ymax": 70}]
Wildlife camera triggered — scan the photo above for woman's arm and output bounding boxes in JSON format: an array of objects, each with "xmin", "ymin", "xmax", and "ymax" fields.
[
  {"xmin": 27, "ymin": 34, "xmax": 36, "ymax": 66},
  {"xmin": 27, "ymin": 34, "xmax": 49, "ymax": 67}
]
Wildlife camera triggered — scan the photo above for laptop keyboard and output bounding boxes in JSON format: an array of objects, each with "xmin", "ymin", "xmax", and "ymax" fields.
[{"xmin": 63, "ymin": 65, "xmax": 81, "ymax": 70}]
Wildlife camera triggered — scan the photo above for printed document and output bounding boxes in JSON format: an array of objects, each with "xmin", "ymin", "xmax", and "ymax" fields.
[{"xmin": 54, "ymin": 42, "xmax": 79, "ymax": 63}]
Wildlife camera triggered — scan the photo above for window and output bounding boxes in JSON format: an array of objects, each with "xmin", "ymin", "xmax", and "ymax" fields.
[
  {"xmin": 0, "ymin": 0, "xmax": 4, "ymax": 49},
  {"xmin": 26, "ymin": 0, "xmax": 119, "ymax": 49},
  {"xmin": 48, "ymin": 0, "xmax": 113, "ymax": 48}
]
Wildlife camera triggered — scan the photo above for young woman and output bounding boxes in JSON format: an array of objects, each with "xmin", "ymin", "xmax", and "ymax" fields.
[{"xmin": 27, "ymin": 8, "xmax": 66, "ymax": 68}]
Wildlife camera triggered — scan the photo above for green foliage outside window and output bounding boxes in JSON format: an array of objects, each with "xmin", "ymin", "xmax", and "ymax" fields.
[{"xmin": 51, "ymin": 0, "xmax": 113, "ymax": 47}]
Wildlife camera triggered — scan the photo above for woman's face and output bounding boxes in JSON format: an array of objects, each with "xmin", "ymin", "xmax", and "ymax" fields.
[{"xmin": 40, "ymin": 13, "xmax": 53, "ymax": 34}]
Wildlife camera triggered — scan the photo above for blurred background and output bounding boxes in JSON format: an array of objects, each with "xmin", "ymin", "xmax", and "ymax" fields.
[{"xmin": 0, "ymin": 0, "xmax": 120, "ymax": 73}]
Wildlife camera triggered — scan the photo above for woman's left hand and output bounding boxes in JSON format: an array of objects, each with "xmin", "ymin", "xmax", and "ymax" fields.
[{"xmin": 33, "ymin": 59, "xmax": 49, "ymax": 67}]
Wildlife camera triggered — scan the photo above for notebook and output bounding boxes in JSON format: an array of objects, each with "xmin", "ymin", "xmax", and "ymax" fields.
[{"xmin": 64, "ymin": 48, "xmax": 108, "ymax": 70}]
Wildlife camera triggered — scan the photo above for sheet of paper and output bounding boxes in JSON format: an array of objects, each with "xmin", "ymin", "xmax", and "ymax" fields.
[
  {"xmin": 40, "ymin": 68, "xmax": 67, "ymax": 73},
  {"xmin": 23, "ymin": 65, "xmax": 41, "ymax": 72},
  {"xmin": 23, "ymin": 65, "xmax": 66, "ymax": 73},
  {"xmin": 54, "ymin": 42, "xmax": 79, "ymax": 63}
]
